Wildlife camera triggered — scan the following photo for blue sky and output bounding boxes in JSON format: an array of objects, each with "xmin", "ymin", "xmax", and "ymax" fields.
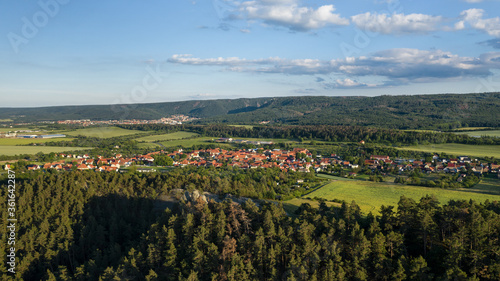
[{"xmin": 1, "ymin": 0, "xmax": 500, "ymax": 107}]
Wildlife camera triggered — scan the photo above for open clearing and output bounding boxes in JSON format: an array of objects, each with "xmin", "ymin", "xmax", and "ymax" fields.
[
  {"xmin": 228, "ymin": 125, "xmax": 255, "ymax": 129},
  {"xmin": 396, "ymin": 143, "xmax": 500, "ymax": 158},
  {"xmin": 135, "ymin": 131, "xmax": 200, "ymax": 142},
  {"xmin": 0, "ymin": 138, "xmax": 74, "ymax": 145},
  {"xmin": 0, "ymin": 146, "xmax": 89, "ymax": 156},
  {"xmin": 454, "ymin": 130, "xmax": 500, "ymax": 138},
  {"xmin": 300, "ymin": 176, "xmax": 500, "ymax": 215},
  {"xmin": 61, "ymin": 127, "xmax": 143, "ymax": 138}
]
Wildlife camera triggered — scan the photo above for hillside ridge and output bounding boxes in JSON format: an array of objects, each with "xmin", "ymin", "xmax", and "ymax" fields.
[{"xmin": 2, "ymin": 93, "xmax": 499, "ymax": 129}]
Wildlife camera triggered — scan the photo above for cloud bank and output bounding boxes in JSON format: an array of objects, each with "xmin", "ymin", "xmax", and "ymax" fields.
[{"xmin": 169, "ymin": 49, "xmax": 500, "ymax": 87}]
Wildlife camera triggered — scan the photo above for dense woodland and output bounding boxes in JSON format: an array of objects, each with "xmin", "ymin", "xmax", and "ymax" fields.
[
  {"xmin": 2, "ymin": 93, "xmax": 499, "ymax": 129},
  {"xmin": 1, "ymin": 171, "xmax": 500, "ymax": 280}
]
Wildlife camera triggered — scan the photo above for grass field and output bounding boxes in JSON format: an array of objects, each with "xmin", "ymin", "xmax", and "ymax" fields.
[
  {"xmin": 452, "ymin": 127, "xmax": 493, "ymax": 131},
  {"xmin": 61, "ymin": 127, "xmax": 143, "ymax": 138},
  {"xmin": 299, "ymin": 176, "xmax": 500, "ymax": 215},
  {"xmin": 397, "ymin": 143, "xmax": 500, "ymax": 158},
  {"xmin": 228, "ymin": 125, "xmax": 255, "ymax": 129},
  {"xmin": 0, "ymin": 138, "xmax": 74, "ymax": 145},
  {"xmin": 137, "ymin": 143, "xmax": 162, "ymax": 149},
  {"xmin": 0, "ymin": 127, "xmax": 32, "ymax": 133},
  {"xmin": 135, "ymin": 131, "xmax": 200, "ymax": 142},
  {"xmin": 138, "ymin": 133, "xmax": 295, "ymax": 149},
  {"xmin": 158, "ymin": 137, "xmax": 234, "ymax": 149},
  {"xmin": 0, "ymin": 146, "xmax": 89, "ymax": 156},
  {"xmin": 0, "ymin": 119, "xmax": 13, "ymax": 122},
  {"xmin": 457, "ymin": 177, "xmax": 500, "ymax": 196},
  {"xmin": 454, "ymin": 130, "xmax": 500, "ymax": 138}
]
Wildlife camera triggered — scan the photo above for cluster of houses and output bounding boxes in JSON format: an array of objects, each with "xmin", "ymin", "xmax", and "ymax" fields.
[
  {"xmin": 169, "ymin": 147, "xmax": 317, "ymax": 172},
  {"xmin": 215, "ymin": 138, "xmax": 274, "ymax": 145},
  {"xmin": 0, "ymin": 130, "xmax": 66, "ymax": 139},
  {"xmin": 16, "ymin": 134, "xmax": 66, "ymax": 139},
  {"xmin": 364, "ymin": 155, "xmax": 495, "ymax": 175},
  {"xmin": 4, "ymin": 148, "xmax": 500, "ymax": 179},
  {"xmin": 55, "ymin": 115, "xmax": 196, "ymax": 126},
  {"xmin": 18, "ymin": 153, "xmax": 154, "ymax": 172}
]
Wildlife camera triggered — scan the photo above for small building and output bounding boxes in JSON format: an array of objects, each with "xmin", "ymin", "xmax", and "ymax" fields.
[{"xmin": 39, "ymin": 134, "xmax": 66, "ymax": 139}]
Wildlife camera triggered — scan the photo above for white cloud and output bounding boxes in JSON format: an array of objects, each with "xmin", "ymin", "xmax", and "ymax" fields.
[
  {"xmin": 168, "ymin": 49, "xmax": 500, "ymax": 85},
  {"xmin": 459, "ymin": 9, "xmax": 500, "ymax": 37},
  {"xmin": 351, "ymin": 12, "xmax": 442, "ymax": 34},
  {"xmin": 454, "ymin": 20, "xmax": 466, "ymax": 30},
  {"xmin": 336, "ymin": 78, "xmax": 361, "ymax": 87},
  {"xmin": 326, "ymin": 78, "xmax": 376, "ymax": 89},
  {"xmin": 169, "ymin": 54, "xmax": 250, "ymax": 65},
  {"xmin": 332, "ymin": 49, "xmax": 495, "ymax": 82},
  {"xmin": 168, "ymin": 54, "xmax": 286, "ymax": 66},
  {"xmin": 238, "ymin": 0, "xmax": 349, "ymax": 31}
]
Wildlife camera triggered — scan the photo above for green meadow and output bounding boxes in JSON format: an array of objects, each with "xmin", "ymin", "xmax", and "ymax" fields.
[
  {"xmin": 158, "ymin": 137, "xmax": 234, "ymax": 149},
  {"xmin": 454, "ymin": 130, "xmax": 500, "ymax": 138},
  {"xmin": 61, "ymin": 127, "xmax": 143, "ymax": 138},
  {"xmin": 452, "ymin": 127, "xmax": 493, "ymax": 131},
  {"xmin": 135, "ymin": 131, "xmax": 200, "ymax": 142},
  {"xmin": 397, "ymin": 143, "xmax": 500, "ymax": 158},
  {"xmin": 0, "ymin": 146, "xmax": 89, "ymax": 156},
  {"xmin": 297, "ymin": 176, "xmax": 500, "ymax": 215},
  {"xmin": 0, "ymin": 127, "xmax": 32, "ymax": 133},
  {"xmin": 0, "ymin": 138, "xmax": 74, "ymax": 145},
  {"xmin": 137, "ymin": 143, "xmax": 162, "ymax": 149},
  {"xmin": 228, "ymin": 125, "xmax": 255, "ymax": 129}
]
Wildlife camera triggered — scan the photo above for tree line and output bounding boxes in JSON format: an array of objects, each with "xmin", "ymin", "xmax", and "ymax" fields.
[{"xmin": 118, "ymin": 124, "xmax": 500, "ymax": 146}]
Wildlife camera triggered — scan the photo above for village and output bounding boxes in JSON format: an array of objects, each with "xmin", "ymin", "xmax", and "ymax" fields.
[
  {"xmin": 6, "ymin": 146, "xmax": 500, "ymax": 181},
  {"xmin": 0, "ymin": 115, "xmax": 197, "ymax": 130},
  {"xmin": 55, "ymin": 115, "xmax": 196, "ymax": 126}
]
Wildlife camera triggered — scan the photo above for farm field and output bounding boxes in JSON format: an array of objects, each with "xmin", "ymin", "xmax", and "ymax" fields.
[
  {"xmin": 303, "ymin": 177, "xmax": 500, "ymax": 215},
  {"xmin": 396, "ymin": 143, "xmax": 500, "ymax": 158},
  {"xmin": 61, "ymin": 127, "xmax": 143, "ymax": 138},
  {"xmin": 135, "ymin": 131, "xmax": 200, "ymax": 142},
  {"xmin": 454, "ymin": 130, "xmax": 500, "ymax": 138},
  {"xmin": 158, "ymin": 137, "xmax": 233, "ymax": 149},
  {"xmin": 137, "ymin": 143, "xmax": 161, "ymax": 149},
  {"xmin": 0, "ymin": 138, "xmax": 74, "ymax": 145},
  {"xmin": 0, "ymin": 146, "xmax": 88, "ymax": 156}
]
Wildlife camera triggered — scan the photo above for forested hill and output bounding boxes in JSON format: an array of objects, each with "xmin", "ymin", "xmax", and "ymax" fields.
[{"xmin": 2, "ymin": 93, "xmax": 499, "ymax": 129}]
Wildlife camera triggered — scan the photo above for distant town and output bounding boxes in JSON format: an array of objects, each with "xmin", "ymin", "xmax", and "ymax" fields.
[
  {"xmin": 0, "ymin": 115, "xmax": 197, "ymax": 128},
  {"xmin": 56, "ymin": 115, "xmax": 197, "ymax": 126}
]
